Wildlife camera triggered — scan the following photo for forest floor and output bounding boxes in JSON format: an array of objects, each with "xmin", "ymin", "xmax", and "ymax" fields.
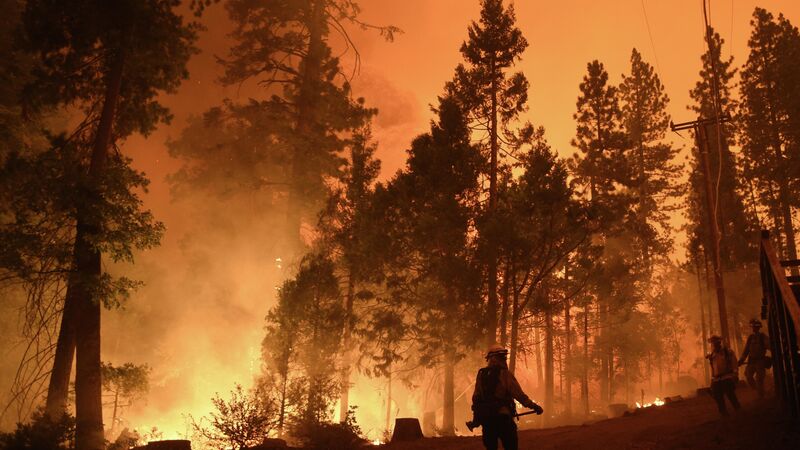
[{"xmin": 381, "ymin": 389, "xmax": 800, "ymax": 450}]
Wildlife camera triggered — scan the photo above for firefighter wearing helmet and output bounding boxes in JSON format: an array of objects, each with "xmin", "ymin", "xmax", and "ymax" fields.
[
  {"xmin": 738, "ymin": 319, "xmax": 771, "ymax": 397},
  {"xmin": 706, "ymin": 335, "xmax": 741, "ymax": 416},
  {"xmin": 468, "ymin": 344, "xmax": 542, "ymax": 450}
]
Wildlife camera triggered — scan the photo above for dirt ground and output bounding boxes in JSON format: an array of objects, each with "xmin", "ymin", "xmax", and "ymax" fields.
[{"xmin": 382, "ymin": 390, "xmax": 800, "ymax": 450}]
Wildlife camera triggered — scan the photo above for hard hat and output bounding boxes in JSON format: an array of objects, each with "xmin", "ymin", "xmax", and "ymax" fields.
[
  {"xmin": 708, "ymin": 335, "xmax": 722, "ymax": 342},
  {"xmin": 486, "ymin": 344, "xmax": 509, "ymax": 359},
  {"xmin": 749, "ymin": 319, "xmax": 762, "ymax": 328}
]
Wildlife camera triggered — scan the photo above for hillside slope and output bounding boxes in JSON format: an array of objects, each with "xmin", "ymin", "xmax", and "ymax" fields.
[{"xmin": 383, "ymin": 390, "xmax": 800, "ymax": 450}]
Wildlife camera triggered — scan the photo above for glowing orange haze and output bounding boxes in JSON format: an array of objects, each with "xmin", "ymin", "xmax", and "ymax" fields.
[{"xmin": 106, "ymin": 0, "xmax": 799, "ymax": 441}]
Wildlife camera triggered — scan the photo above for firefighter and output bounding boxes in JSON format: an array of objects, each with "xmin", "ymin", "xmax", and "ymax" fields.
[
  {"xmin": 706, "ymin": 335, "xmax": 741, "ymax": 416},
  {"xmin": 738, "ymin": 319, "xmax": 770, "ymax": 397},
  {"xmin": 469, "ymin": 345, "xmax": 543, "ymax": 450}
]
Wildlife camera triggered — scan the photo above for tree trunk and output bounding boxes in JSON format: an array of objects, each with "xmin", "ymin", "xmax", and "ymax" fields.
[
  {"xmin": 500, "ymin": 261, "xmax": 510, "ymax": 347},
  {"xmin": 544, "ymin": 310, "xmax": 554, "ymax": 422},
  {"xmin": 111, "ymin": 390, "xmax": 119, "ymax": 433},
  {"xmin": 442, "ymin": 346, "xmax": 455, "ymax": 436},
  {"xmin": 599, "ymin": 303, "xmax": 608, "ymax": 404},
  {"xmin": 339, "ymin": 267, "xmax": 356, "ymax": 422},
  {"xmin": 386, "ymin": 370, "xmax": 392, "ymax": 432},
  {"xmin": 286, "ymin": 0, "xmax": 326, "ymax": 249},
  {"xmin": 508, "ymin": 288, "xmax": 520, "ymax": 374},
  {"xmin": 74, "ymin": 47, "xmax": 125, "ymax": 450},
  {"xmin": 564, "ymin": 298, "xmax": 571, "ymax": 416},
  {"xmin": 485, "ymin": 58, "xmax": 499, "ymax": 348},
  {"xmin": 581, "ymin": 304, "xmax": 589, "ymax": 416},
  {"xmin": 695, "ymin": 259, "xmax": 710, "ymax": 385},
  {"xmin": 45, "ymin": 282, "xmax": 77, "ymax": 419},
  {"xmin": 278, "ymin": 371, "xmax": 287, "ymax": 437},
  {"xmin": 534, "ymin": 325, "xmax": 543, "ymax": 390},
  {"xmin": 607, "ymin": 347, "xmax": 614, "ymax": 403}
]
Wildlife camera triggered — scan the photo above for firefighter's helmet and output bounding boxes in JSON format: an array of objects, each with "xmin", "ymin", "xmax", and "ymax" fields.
[
  {"xmin": 486, "ymin": 344, "xmax": 509, "ymax": 359},
  {"xmin": 749, "ymin": 319, "xmax": 762, "ymax": 328}
]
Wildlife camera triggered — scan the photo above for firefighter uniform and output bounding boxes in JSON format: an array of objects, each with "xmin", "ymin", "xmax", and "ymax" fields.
[
  {"xmin": 471, "ymin": 346, "xmax": 542, "ymax": 450},
  {"xmin": 739, "ymin": 321, "xmax": 770, "ymax": 397},
  {"xmin": 708, "ymin": 336, "xmax": 741, "ymax": 416}
]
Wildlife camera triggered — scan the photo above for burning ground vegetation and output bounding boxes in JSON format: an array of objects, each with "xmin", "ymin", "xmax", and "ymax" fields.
[{"xmin": 2, "ymin": 0, "xmax": 800, "ymax": 449}]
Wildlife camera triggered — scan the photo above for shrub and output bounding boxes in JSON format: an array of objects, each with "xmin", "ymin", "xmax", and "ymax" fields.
[
  {"xmin": 0, "ymin": 409, "xmax": 75, "ymax": 450},
  {"xmin": 292, "ymin": 409, "xmax": 366, "ymax": 450}
]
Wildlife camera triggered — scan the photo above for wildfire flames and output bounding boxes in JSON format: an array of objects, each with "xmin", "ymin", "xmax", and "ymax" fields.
[{"xmin": 635, "ymin": 397, "xmax": 666, "ymax": 409}]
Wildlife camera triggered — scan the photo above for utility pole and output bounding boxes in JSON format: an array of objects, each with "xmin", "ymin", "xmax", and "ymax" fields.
[{"xmin": 671, "ymin": 115, "xmax": 731, "ymax": 343}]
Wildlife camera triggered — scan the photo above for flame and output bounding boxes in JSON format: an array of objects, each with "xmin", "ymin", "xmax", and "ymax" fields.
[{"xmin": 635, "ymin": 397, "xmax": 665, "ymax": 409}]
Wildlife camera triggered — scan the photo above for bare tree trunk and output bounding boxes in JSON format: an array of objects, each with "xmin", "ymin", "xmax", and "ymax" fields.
[
  {"xmin": 75, "ymin": 47, "xmax": 125, "ymax": 450},
  {"xmin": 509, "ymin": 288, "xmax": 520, "ymax": 374},
  {"xmin": 111, "ymin": 390, "xmax": 119, "ymax": 433},
  {"xmin": 286, "ymin": 0, "xmax": 326, "ymax": 249},
  {"xmin": 45, "ymin": 283, "xmax": 76, "ymax": 419},
  {"xmin": 599, "ymin": 303, "xmax": 608, "ymax": 404},
  {"xmin": 623, "ymin": 356, "xmax": 629, "ymax": 405},
  {"xmin": 534, "ymin": 324, "xmax": 544, "ymax": 390},
  {"xmin": 695, "ymin": 260, "xmax": 710, "ymax": 385},
  {"xmin": 607, "ymin": 348, "xmax": 614, "ymax": 403},
  {"xmin": 581, "ymin": 304, "xmax": 589, "ymax": 416},
  {"xmin": 339, "ymin": 267, "xmax": 356, "ymax": 422},
  {"xmin": 500, "ymin": 261, "xmax": 510, "ymax": 347},
  {"xmin": 278, "ymin": 372, "xmax": 288, "ymax": 437},
  {"xmin": 442, "ymin": 346, "xmax": 455, "ymax": 436},
  {"xmin": 544, "ymin": 310, "xmax": 554, "ymax": 422},
  {"xmin": 485, "ymin": 57, "xmax": 499, "ymax": 348},
  {"xmin": 385, "ymin": 370, "xmax": 392, "ymax": 432},
  {"xmin": 564, "ymin": 298, "xmax": 572, "ymax": 416}
]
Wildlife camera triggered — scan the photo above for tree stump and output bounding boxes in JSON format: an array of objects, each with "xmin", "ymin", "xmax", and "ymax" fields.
[
  {"xmin": 391, "ymin": 417, "xmax": 424, "ymax": 442},
  {"xmin": 146, "ymin": 440, "xmax": 192, "ymax": 450}
]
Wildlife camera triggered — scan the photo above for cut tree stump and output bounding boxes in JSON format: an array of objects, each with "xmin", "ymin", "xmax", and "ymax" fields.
[{"xmin": 391, "ymin": 417, "xmax": 424, "ymax": 442}]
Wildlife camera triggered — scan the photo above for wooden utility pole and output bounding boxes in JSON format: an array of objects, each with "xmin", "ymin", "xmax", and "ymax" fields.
[{"xmin": 671, "ymin": 116, "xmax": 731, "ymax": 343}]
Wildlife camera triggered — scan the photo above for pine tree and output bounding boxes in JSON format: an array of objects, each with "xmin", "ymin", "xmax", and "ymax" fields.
[
  {"xmin": 376, "ymin": 97, "xmax": 483, "ymax": 435},
  {"xmin": 569, "ymin": 59, "xmax": 630, "ymax": 404},
  {"xmin": 317, "ymin": 124, "xmax": 381, "ymax": 421},
  {"xmin": 260, "ymin": 255, "xmax": 344, "ymax": 435},
  {"xmin": 447, "ymin": 0, "xmax": 529, "ymax": 347},
  {"xmin": 617, "ymin": 49, "xmax": 682, "ymax": 405},
  {"xmin": 618, "ymin": 48, "xmax": 681, "ymax": 269},
  {"xmin": 494, "ymin": 128, "xmax": 589, "ymax": 375},
  {"xmin": 211, "ymin": 0, "xmax": 395, "ymax": 253},
  {"xmin": 738, "ymin": 7, "xmax": 800, "ymax": 263},
  {"xmin": 16, "ymin": 1, "xmax": 198, "ymax": 447}
]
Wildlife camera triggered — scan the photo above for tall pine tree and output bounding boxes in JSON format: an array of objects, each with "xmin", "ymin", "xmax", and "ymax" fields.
[
  {"xmin": 738, "ymin": 7, "xmax": 800, "ymax": 263},
  {"xmin": 17, "ymin": 1, "xmax": 198, "ymax": 447},
  {"xmin": 447, "ymin": 0, "xmax": 529, "ymax": 347}
]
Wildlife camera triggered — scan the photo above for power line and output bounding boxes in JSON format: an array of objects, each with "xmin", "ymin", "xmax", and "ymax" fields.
[{"xmin": 640, "ymin": 0, "xmax": 662, "ymax": 75}]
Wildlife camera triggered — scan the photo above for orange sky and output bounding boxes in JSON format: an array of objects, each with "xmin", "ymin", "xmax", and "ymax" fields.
[{"xmin": 125, "ymin": 0, "xmax": 800, "ymax": 240}]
